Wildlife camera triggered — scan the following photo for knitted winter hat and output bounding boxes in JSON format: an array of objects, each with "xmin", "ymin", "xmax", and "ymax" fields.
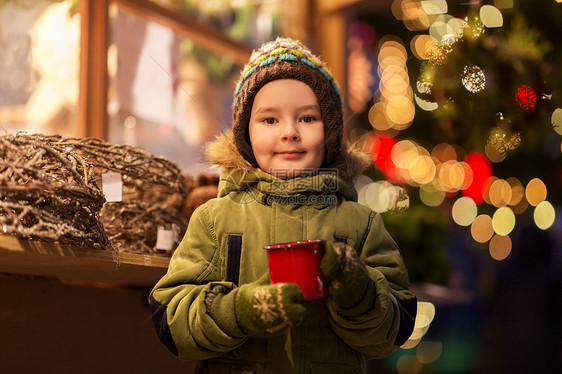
[{"xmin": 232, "ymin": 37, "xmax": 343, "ymax": 169}]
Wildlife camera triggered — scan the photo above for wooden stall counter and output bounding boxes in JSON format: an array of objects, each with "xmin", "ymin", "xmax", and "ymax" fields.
[{"xmin": 0, "ymin": 235, "xmax": 170, "ymax": 287}]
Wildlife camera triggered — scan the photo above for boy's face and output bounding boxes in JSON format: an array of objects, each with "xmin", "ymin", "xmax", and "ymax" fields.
[{"xmin": 248, "ymin": 79, "xmax": 325, "ymax": 178}]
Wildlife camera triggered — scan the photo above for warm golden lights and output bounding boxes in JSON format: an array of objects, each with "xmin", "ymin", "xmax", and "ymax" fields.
[
  {"xmin": 471, "ymin": 214, "xmax": 494, "ymax": 243},
  {"xmin": 410, "ymin": 155, "xmax": 437, "ymax": 185},
  {"xmin": 419, "ymin": 184, "xmax": 446, "ymax": 207},
  {"xmin": 534, "ymin": 201, "xmax": 555, "ymax": 230},
  {"xmin": 489, "ymin": 234, "xmax": 512, "ymax": 261},
  {"xmin": 410, "ymin": 34, "xmax": 437, "ymax": 60},
  {"xmin": 358, "ymin": 178, "xmax": 409, "ymax": 213},
  {"xmin": 437, "ymin": 160, "xmax": 466, "ymax": 192},
  {"xmin": 488, "ymin": 179, "xmax": 512, "ymax": 207},
  {"xmin": 525, "ymin": 178, "xmax": 547, "ymax": 206},
  {"xmin": 452, "ymin": 197, "xmax": 477, "ymax": 226},
  {"xmin": 365, "ymin": 1, "xmax": 558, "ymax": 266},
  {"xmin": 552, "ymin": 108, "xmax": 562, "ymax": 135},
  {"xmin": 401, "ymin": 301, "xmax": 436, "ymax": 349},
  {"xmin": 371, "ymin": 38, "xmax": 414, "ymax": 131},
  {"xmin": 479, "ymin": 5, "xmax": 504, "ymax": 28},
  {"xmin": 506, "ymin": 177, "xmax": 524, "ymax": 206},
  {"xmin": 492, "ymin": 207, "xmax": 516, "ymax": 236}
]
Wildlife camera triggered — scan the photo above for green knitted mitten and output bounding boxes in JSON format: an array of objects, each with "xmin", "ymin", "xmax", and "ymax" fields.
[
  {"xmin": 236, "ymin": 278, "xmax": 306, "ymax": 337},
  {"xmin": 320, "ymin": 241, "xmax": 371, "ymax": 308}
]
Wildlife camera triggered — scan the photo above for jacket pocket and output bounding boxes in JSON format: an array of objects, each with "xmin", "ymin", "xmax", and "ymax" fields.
[{"xmin": 226, "ymin": 234, "xmax": 242, "ymax": 286}]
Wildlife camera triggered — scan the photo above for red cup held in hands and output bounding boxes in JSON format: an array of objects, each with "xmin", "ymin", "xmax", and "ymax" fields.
[{"xmin": 265, "ymin": 240, "xmax": 327, "ymax": 300}]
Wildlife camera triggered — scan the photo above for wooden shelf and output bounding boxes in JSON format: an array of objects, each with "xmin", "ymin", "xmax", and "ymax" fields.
[{"xmin": 0, "ymin": 235, "xmax": 169, "ymax": 287}]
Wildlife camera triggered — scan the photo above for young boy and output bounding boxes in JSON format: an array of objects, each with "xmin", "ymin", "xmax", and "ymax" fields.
[{"xmin": 150, "ymin": 37, "xmax": 417, "ymax": 373}]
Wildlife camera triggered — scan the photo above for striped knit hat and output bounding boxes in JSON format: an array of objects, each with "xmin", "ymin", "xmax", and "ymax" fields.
[{"xmin": 232, "ymin": 37, "xmax": 344, "ymax": 169}]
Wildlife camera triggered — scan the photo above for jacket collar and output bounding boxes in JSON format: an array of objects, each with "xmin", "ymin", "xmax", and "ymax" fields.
[{"xmin": 217, "ymin": 167, "xmax": 357, "ymax": 203}]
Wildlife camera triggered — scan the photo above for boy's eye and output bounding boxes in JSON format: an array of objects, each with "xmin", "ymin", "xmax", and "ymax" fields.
[{"xmin": 301, "ymin": 115, "xmax": 317, "ymax": 123}]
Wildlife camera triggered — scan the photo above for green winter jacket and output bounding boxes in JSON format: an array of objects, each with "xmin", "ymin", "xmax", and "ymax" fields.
[{"xmin": 149, "ymin": 133, "xmax": 417, "ymax": 374}]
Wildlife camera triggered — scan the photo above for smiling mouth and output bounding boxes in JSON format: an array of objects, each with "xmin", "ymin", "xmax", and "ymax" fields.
[{"xmin": 275, "ymin": 151, "xmax": 305, "ymax": 159}]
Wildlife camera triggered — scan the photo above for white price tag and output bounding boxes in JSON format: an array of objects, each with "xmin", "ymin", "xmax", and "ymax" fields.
[
  {"xmin": 102, "ymin": 172, "xmax": 123, "ymax": 202},
  {"xmin": 155, "ymin": 229, "xmax": 175, "ymax": 251}
]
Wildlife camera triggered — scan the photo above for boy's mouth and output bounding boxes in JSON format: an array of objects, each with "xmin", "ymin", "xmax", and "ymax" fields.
[{"xmin": 275, "ymin": 151, "xmax": 305, "ymax": 159}]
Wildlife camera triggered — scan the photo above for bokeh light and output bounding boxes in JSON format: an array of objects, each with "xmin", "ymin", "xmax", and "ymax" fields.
[
  {"xmin": 471, "ymin": 214, "xmax": 494, "ymax": 243},
  {"xmin": 386, "ymin": 95, "xmax": 416, "ymax": 128},
  {"xmin": 396, "ymin": 355, "xmax": 423, "ymax": 374},
  {"xmin": 479, "ymin": 5, "xmax": 503, "ymax": 28},
  {"xmin": 452, "ymin": 197, "xmax": 477, "ymax": 226},
  {"xmin": 432, "ymin": 142, "xmax": 457, "ymax": 163},
  {"xmin": 492, "ymin": 206, "xmax": 516, "ymax": 236},
  {"xmin": 482, "ymin": 176, "xmax": 497, "ymax": 206},
  {"xmin": 525, "ymin": 178, "xmax": 547, "ymax": 206},
  {"xmin": 488, "ymin": 178, "xmax": 512, "ymax": 207},
  {"xmin": 411, "ymin": 34, "xmax": 437, "ymax": 60},
  {"xmin": 410, "ymin": 154, "xmax": 436, "ymax": 185},
  {"xmin": 401, "ymin": 301, "xmax": 436, "ymax": 350},
  {"xmin": 369, "ymin": 102, "xmax": 392, "ymax": 131},
  {"xmin": 415, "ymin": 94, "xmax": 438, "ymax": 111},
  {"xmin": 438, "ymin": 160, "xmax": 465, "ymax": 192},
  {"xmin": 462, "ymin": 152, "xmax": 492, "ymax": 204},
  {"xmin": 489, "ymin": 234, "xmax": 511, "ymax": 261},
  {"xmin": 372, "ymin": 0, "xmax": 557, "ymax": 261},
  {"xmin": 370, "ymin": 133, "xmax": 404, "ymax": 183},
  {"xmin": 506, "ymin": 177, "xmax": 524, "ymax": 206},
  {"xmin": 534, "ymin": 200, "xmax": 555, "ymax": 230},
  {"xmin": 373, "ymin": 38, "xmax": 415, "ymax": 131},
  {"xmin": 358, "ymin": 180, "xmax": 408, "ymax": 213},
  {"xmin": 421, "ymin": 0, "xmax": 447, "ymax": 15},
  {"xmin": 552, "ymin": 108, "xmax": 562, "ymax": 135},
  {"xmin": 420, "ymin": 184, "xmax": 445, "ymax": 207},
  {"xmin": 428, "ymin": 14, "xmax": 456, "ymax": 41},
  {"xmin": 511, "ymin": 195, "xmax": 529, "ymax": 215},
  {"xmin": 416, "ymin": 341, "xmax": 443, "ymax": 364},
  {"xmin": 415, "ymin": 301, "xmax": 436, "ymax": 329},
  {"xmin": 393, "ymin": 0, "xmax": 432, "ymax": 31},
  {"xmin": 447, "ymin": 17, "xmax": 466, "ymax": 36},
  {"xmin": 392, "ymin": 140, "xmax": 418, "ymax": 169}
]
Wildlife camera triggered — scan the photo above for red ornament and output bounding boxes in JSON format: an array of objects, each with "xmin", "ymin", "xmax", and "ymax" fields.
[{"xmin": 515, "ymin": 85, "xmax": 537, "ymax": 111}]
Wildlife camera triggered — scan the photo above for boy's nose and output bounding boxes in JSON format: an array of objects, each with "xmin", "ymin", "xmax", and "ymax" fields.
[{"xmin": 281, "ymin": 121, "xmax": 300, "ymax": 141}]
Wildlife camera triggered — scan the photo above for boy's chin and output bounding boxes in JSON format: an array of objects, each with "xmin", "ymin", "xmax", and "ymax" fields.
[{"xmin": 268, "ymin": 168, "xmax": 318, "ymax": 179}]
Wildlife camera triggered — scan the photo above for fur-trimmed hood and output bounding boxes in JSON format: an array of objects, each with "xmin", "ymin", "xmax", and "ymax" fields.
[{"xmin": 204, "ymin": 131, "xmax": 371, "ymax": 182}]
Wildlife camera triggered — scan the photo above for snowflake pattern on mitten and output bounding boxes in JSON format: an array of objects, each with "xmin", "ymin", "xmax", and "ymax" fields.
[
  {"xmin": 252, "ymin": 288, "xmax": 278, "ymax": 322},
  {"xmin": 251, "ymin": 284, "xmax": 292, "ymax": 334}
]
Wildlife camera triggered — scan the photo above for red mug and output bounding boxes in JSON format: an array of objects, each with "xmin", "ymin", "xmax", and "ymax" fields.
[{"xmin": 265, "ymin": 239, "xmax": 327, "ymax": 300}]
